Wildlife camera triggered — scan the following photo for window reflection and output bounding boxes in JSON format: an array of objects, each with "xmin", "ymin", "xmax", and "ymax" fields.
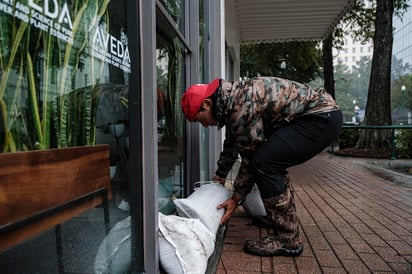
[
  {"xmin": 156, "ymin": 32, "xmax": 186, "ymax": 214},
  {"xmin": 0, "ymin": 0, "xmax": 133, "ymax": 273},
  {"xmin": 198, "ymin": 0, "xmax": 210, "ymax": 182},
  {"xmin": 158, "ymin": 0, "xmax": 185, "ymax": 33}
]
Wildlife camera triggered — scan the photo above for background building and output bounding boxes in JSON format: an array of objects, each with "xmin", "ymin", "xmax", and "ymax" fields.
[
  {"xmin": 333, "ymin": 36, "xmax": 373, "ymax": 72},
  {"xmin": 393, "ymin": 3, "xmax": 412, "ymax": 71},
  {"xmin": 393, "ymin": 1, "xmax": 412, "ymax": 124}
]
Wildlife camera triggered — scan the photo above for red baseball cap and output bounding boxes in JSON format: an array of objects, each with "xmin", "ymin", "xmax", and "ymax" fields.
[{"xmin": 181, "ymin": 78, "xmax": 220, "ymax": 122}]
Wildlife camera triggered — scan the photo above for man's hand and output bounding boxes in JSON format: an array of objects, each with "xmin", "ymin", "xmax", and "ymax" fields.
[
  {"xmin": 217, "ymin": 198, "xmax": 237, "ymax": 224},
  {"xmin": 212, "ymin": 175, "xmax": 226, "ymax": 186}
]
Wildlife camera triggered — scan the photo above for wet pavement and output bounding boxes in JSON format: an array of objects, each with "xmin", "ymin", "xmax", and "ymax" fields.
[
  {"xmin": 1, "ymin": 151, "xmax": 411, "ymax": 273},
  {"xmin": 216, "ymin": 151, "xmax": 412, "ymax": 273}
]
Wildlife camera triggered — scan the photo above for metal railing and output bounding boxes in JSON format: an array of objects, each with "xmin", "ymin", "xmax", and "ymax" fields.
[{"xmin": 338, "ymin": 124, "xmax": 412, "ymax": 160}]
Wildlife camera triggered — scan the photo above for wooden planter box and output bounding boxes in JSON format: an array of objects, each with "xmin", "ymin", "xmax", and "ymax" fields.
[{"xmin": 0, "ymin": 145, "xmax": 112, "ymax": 251}]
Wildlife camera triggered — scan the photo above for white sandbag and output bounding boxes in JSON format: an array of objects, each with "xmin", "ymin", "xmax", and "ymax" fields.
[
  {"xmin": 242, "ymin": 184, "xmax": 267, "ymax": 216},
  {"xmin": 193, "ymin": 180, "xmax": 220, "ymax": 190},
  {"xmin": 173, "ymin": 183, "xmax": 230, "ymax": 234},
  {"xmin": 94, "ymin": 216, "xmax": 131, "ymax": 274},
  {"xmin": 158, "ymin": 213, "xmax": 215, "ymax": 274}
]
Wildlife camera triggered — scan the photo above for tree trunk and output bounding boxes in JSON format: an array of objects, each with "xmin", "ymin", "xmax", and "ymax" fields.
[
  {"xmin": 357, "ymin": 0, "xmax": 394, "ymax": 148},
  {"xmin": 322, "ymin": 33, "xmax": 335, "ymax": 99}
]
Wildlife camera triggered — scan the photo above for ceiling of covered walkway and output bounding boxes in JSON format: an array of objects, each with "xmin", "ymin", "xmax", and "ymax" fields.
[{"xmin": 234, "ymin": 0, "xmax": 355, "ymax": 43}]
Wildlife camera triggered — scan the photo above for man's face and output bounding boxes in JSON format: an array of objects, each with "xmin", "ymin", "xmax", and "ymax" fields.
[{"xmin": 194, "ymin": 99, "xmax": 217, "ymax": 128}]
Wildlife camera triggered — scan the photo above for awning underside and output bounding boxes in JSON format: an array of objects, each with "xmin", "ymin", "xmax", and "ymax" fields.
[{"xmin": 235, "ymin": 0, "xmax": 355, "ymax": 44}]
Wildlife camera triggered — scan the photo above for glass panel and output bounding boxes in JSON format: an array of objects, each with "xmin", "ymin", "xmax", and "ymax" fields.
[
  {"xmin": 199, "ymin": 0, "xmax": 205, "ymax": 82},
  {"xmin": 159, "ymin": 0, "xmax": 185, "ymax": 33},
  {"xmin": 198, "ymin": 0, "xmax": 210, "ymax": 181},
  {"xmin": 0, "ymin": 0, "xmax": 137, "ymax": 273},
  {"xmin": 156, "ymin": 15, "xmax": 186, "ymax": 215},
  {"xmin": 0, "ymin": 1, "xmax": 130, "ymax": 151},
  {"xmin": 199, "ymin": 127, "xmax": 211, "ymax": 181}
]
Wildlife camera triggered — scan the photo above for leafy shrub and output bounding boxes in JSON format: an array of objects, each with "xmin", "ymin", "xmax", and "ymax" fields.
[
  {"xmin": 338, "ymin": 128, "xmax": 360, "ymax": 149},
  {"xmin": 396, "ymin": 129, "xmax": 412, "ymax": 159}
]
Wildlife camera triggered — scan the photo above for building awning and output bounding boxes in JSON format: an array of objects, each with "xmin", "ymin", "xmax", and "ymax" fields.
[{"xmin": 235, "ymin": 0, "xmax": 355, "ymax": 44}]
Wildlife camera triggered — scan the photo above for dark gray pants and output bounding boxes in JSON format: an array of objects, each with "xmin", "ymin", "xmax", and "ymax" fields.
[{"xmin": 251, "ymin": 110, "xmax": 343, "ymax": 198}]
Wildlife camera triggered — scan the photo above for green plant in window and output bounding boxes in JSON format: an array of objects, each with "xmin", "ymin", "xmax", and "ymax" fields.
[
  {"xmin": 0, "ymin": 0, "xmax": 110, "ymax": 152},
  {"xmin": 53, "ymin": 0, "xmax": 110, "ymax": 148},
  {"xmin": 0, "ymin": 17, "xmax": 29, "ymax": 151},
  {"xmin": 164, "ymin": 38, "xmax": 184, "ymax": 143}
]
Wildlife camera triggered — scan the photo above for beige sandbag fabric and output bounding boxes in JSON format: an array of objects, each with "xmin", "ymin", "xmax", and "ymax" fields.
[
  {"xmin": 94, "ymin": 217, "xmax": 131, "ymax": 274},
  {"xmin": 158, "ymin": 213, "xmax": 215, "ymax": 274},
  {"xmin": 173, "ymin": 183, "xmax": 230, "ymax": 235},
  {"xmin": 242, "ymin": 184, "xmax": 267, "ymax": 216}
]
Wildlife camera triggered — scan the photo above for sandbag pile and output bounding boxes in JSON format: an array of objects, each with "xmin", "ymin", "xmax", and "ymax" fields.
[
  {"xmin": 95, "ymin": 182, "xmax": 230, "ymax": 274},
  {"xmin": 159, "ymin": 183, "xmax": 230, "ymax": 274},
  {"xmin": 158, "ymin": 213, "xmax": 215, "ymax": 274},
  {"xmin": 94, "ymin": 216, "xmax": 131, "ymax": 274},
  {"xmin": 173, "ymin": 183, "xmax": 230, "ymax": 234}
]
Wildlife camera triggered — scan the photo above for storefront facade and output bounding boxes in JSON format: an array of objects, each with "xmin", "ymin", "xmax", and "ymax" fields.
[
  {"xmin": 0, "ymin": 0, "xmax": 353, "ymax": 273},
  {"xmin": 0, "ymin": 0, "xmax": 229, "ymax": 272}
]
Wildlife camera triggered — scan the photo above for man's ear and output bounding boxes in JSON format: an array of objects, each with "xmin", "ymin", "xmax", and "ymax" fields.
[{"xmin": 201, "ymin": 98, "xmax": 213, "ymax": 109}]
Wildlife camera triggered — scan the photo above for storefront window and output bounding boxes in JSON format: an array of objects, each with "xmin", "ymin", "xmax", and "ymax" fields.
[
  {"xmin": 0, "ymin": 0, "xmax": 137, "ymax": 272},
  {"xmin": 199, "ymin": 0, "xmax": 205, "ymax": 81},
  {"xmin": 0, "ymin": 0, "xmax": 130, "ymax": 151},
  {"xmin": 156, "ymin": 2, "xmax": 186, "ymax": 214},
  {"xmin": 198, "ymin": 0, "xmax": 211, "ymax": 181},
  {"xmin": 158, "ymin": 0, "xmax": 185, "ymax": 33}
]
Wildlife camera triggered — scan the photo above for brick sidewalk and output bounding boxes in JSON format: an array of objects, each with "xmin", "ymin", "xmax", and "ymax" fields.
[{"xmin": 216, "ymin": 152, "xmax": 412, "ymax": 273}]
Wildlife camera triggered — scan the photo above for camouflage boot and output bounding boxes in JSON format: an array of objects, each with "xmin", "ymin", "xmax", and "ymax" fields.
[
  {"xmin": 251, "ymin": 175, "xmax": 293, "ymax": 229},
  {"xmin": 243, "ymin": 184, "xmax": 303, "ymax": 257}
]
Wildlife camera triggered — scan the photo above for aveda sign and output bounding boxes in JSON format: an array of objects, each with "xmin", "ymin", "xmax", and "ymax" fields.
[
  {"xmin": 0, "ymin": 0, "xmax": 74, "ymax": 44},
  {"xmin": 92, "ymin": 26, "xmax": 131, "ymax": 73},
  {"xmin": 0, "ymin": 0, "xmax": 131, "ymax": 73},
  {"xmin": 29, "ymin": 0, "xmax": 73, "ymax": 28}
]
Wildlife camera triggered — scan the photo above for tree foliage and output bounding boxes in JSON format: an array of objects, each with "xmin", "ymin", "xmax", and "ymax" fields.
[
  {"xmin": 240, "ymin": 41, "xmax": 322, "ymax": 83},
  {"xmin": 333, "ymin": 57, "xmax": 371, "ymax": 119},
  {"xmin": 239, "ymin": 0, "xmax": 410, "ymax": 150},
  {"xmin": 328, "ymin": 0, "xmax": 409, "ymax": 149},
  {"xmin": 357, "ymin": 0, "xmax": 395, "ymax": 148},
  {"xmin": 333, "ymin": 0, "xmax": 407, "ymax": 46}
]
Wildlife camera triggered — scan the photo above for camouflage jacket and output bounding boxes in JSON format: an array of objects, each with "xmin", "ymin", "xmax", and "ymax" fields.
[{"xmin": 214, "ymin": 76, "xmax": 339, "ymax": 201}]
